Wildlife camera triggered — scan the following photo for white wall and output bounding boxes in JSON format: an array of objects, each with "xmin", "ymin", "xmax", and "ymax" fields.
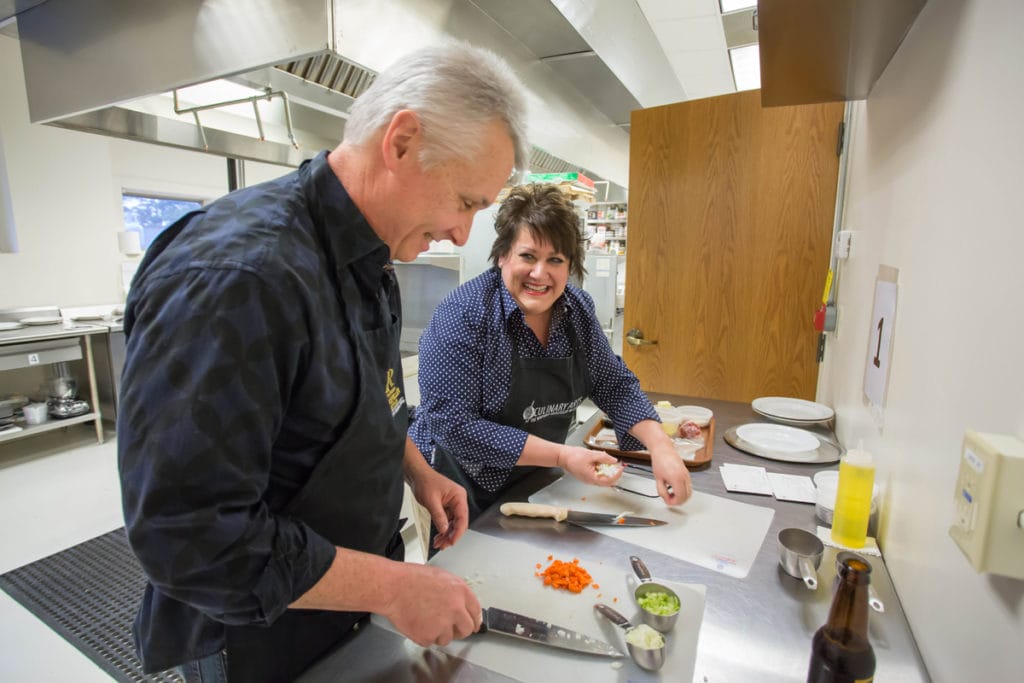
[
  {"xmin": 0, "ymin": 35, "xmax": 290, "ymax": 309},
  {"xmin": 817, "ymin": 1, "xmax": 1023, "ymax": 679}
]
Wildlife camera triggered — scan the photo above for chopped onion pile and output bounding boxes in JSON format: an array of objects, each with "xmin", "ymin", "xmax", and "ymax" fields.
[{"xmin": 624, "ymin": 624, "xmax": 665, "ymax": 650}]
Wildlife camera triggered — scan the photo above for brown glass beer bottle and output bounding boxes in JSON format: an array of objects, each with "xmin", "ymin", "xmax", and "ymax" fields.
[{"xmin": 807, "ymin": 551, "xmax": 876, "ymax": 682}]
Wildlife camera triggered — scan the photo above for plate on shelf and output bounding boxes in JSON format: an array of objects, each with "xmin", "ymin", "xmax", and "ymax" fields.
[
  {"xmin": 0, "ymin": 321, "xmax": 26, "ymax": 331},
  {"xmin": 724, "ymin": 424, "xmax": 842, "ymax": 464},
  {"xmin": 70, "ymin": 313, "xmax": 106, "ymax": 321},
  {"xmin": 752, "ymin": 396, "xmax": 834, "ymax": 423},
  {"xmin": 18, "ymin": 316, "xmax": 63, "ymax": 326}
]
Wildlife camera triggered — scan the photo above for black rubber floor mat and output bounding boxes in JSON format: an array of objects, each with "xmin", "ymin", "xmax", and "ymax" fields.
[{"xmin": 0, "ymin": 528, "xmax": 181, "ymax": 682}]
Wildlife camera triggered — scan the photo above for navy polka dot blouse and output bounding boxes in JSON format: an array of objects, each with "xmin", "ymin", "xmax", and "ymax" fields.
[{"xmin": 409, "ymin": 268, "xmax": 658, "ymax": 491}]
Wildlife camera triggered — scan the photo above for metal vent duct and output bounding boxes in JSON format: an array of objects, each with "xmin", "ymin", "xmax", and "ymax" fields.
[{"xmin": 275, "ymin": 57, "xmax": 377, "ymax": 100}]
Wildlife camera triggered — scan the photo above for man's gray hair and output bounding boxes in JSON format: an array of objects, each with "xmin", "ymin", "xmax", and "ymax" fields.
[{"xmin": 343, "ymin": 42, "xmax": 530, "ymax": 181}]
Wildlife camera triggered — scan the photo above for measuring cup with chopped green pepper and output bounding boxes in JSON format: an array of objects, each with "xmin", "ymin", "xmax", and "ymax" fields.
[{"xmin": 630, "ymin": 555, "xmax": 681, "ymax": 632}]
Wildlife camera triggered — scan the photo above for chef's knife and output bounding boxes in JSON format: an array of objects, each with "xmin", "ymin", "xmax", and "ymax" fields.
[
  {"xmin": 479, "ymin": 606, "xmax": 624, "ymax": 658},
  {"xmin": 499, "ymin": 502, "xmax": 667, "ymax": 527}
]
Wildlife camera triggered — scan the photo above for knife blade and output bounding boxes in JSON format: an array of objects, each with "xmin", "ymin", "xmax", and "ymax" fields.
[
  {"xmin": 479, "ymin": 606, "xmax": 624, "ymax": 658},
  {"xmin": 499, "ymin": 502, "xmax": 667, "ymax": 527}
]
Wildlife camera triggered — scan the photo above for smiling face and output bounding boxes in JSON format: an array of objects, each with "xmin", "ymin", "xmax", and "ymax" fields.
[
  {"xmin": 389, "ymin": 118, "xmax": 515, "ymax": 262},
  {"xmin": 498, "ymin": 226, "xmax": 571, "ymax": 319}
]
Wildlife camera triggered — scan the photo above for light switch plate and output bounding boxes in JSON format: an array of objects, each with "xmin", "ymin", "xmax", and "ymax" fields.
[{"xmin": 949, "ymin": 430, "xmax": 1024, "ymax": 579}]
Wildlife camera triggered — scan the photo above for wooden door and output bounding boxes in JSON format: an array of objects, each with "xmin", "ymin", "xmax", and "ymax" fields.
[{"xmin": 624, "ymin": 90, "xmax": 843, "ymax": 402}]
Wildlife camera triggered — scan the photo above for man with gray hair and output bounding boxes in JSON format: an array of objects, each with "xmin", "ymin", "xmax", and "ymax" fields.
[{"xmin": 118, "ymin": 41, "xmax": 528, "ymax": 682}]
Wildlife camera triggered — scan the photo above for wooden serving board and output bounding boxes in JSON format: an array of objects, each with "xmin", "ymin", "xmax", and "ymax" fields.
[{"xmin": 584, "ymin": 415, "xmax": 715, "ymax": 470}]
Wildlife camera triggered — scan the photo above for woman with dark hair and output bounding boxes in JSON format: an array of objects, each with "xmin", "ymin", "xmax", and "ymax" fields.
[{"xmin": 410, "ymin": 183, "xmax": 692, "ymax": 524}]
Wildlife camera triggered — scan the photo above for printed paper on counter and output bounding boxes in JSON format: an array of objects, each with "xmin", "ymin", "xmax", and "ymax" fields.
[
  {"xmin": 766, "ymin": 473, "xmax": 816, "ymax": 503},
  {"xmin": 719, "ymin": 463, "xmax": 771, "ymax": 495}
]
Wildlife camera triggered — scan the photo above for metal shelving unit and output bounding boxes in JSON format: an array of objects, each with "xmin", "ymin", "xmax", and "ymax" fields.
[{"xmin": 0, "ymin": 322, "xmax": 107, "ymax": 445}]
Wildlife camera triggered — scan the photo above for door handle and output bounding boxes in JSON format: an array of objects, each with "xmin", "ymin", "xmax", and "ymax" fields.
[{"xmin": 625, "ymin": 328, "xmax": 657, "ymax": 346}]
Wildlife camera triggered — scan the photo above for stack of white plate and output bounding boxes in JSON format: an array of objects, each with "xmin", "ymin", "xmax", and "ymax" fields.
[
  {"xmin": 751, "ymin": 396, "xmax": 834, "ymax": 425},
  {"xmin": 722, "ymin": 397, "xmax": 841, "ymax": 464}
]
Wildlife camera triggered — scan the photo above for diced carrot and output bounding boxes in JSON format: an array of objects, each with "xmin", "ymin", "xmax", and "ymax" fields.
[
  {"xmin": 536, "ymin": 558, "xmax": 593, "ymax": 593},
  {"xmin": 592, "ymin": 584, "xmax": 600, "ymax": 589}
]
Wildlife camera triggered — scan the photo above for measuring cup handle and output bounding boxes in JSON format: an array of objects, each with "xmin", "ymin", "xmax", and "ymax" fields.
[
  {"xmin": 630, "ymin": 555, "xmax": 652, "ymax": 582},
  {"xmin": 868, "ymin": 584, "xmax": 885, "ymax": 613},
  {"xmin": 797, "ymin": 556, "xmax": 818, "ymax": 590},
  {"xmin": 595, "ymin": 603, "xmax": 630, "ymax": 629}
]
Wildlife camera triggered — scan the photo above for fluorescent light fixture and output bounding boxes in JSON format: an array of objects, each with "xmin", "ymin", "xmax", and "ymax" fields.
[
  {"xmin": 729, "ymin": 44, "xmax": 761, "ymax": 91},
  {"xmin": 720, "ymin": 0, "xmax": 757, "ymax": 12}
]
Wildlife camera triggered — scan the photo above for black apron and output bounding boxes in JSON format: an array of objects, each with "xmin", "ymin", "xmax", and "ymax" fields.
[
  {"xmin": 223, "ymin": 267, "xmax": 407, "ymax": 683},
  {"xmin": 432, "ymin": 318, "xmax": 592, "ymax": 523}
]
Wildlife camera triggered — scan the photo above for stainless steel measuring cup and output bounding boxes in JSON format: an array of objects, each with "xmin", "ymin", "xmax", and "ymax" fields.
[
  {"xmin": 778, "ymin": 527, "xmax": 824, "ymax": 590},
  {"xmin": 630, "ymin": 555, "xmax": 681, "ymax": 632},
  {"xmin": 594, "ymin": 603, "xmax": 665, "ymax": 671}
]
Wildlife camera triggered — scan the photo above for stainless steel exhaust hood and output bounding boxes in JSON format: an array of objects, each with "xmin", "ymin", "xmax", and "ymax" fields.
[
  {"xmin": 14, "ymin": 0, "xmax": 645, "ymax": 188},
  {"xmin": 16, "ymin": 0, "xmax": 362, "ymax": 167}
]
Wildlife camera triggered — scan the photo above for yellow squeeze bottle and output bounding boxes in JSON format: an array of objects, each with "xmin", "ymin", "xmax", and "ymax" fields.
[{"xmin": 830, "ymin": 448, "xmax": 875, "ymax": 548}]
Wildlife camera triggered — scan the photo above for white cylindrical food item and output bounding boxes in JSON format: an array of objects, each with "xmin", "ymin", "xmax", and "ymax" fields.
[{"xmin": 498, "ymin": 502, "xmax": 568, "ymax": 521}]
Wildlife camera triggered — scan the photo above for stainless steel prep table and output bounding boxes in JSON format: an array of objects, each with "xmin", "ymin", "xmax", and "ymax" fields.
[
  {"xmin": 298, "ymin": 394, "xmax": 930, "ymax": 682},
  {"xmin": 0, "ymin": 322, "xmax": 108, "ymax": 444}
]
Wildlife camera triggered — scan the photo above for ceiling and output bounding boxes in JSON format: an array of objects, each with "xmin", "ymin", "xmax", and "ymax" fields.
[
  {"xmin": 0, "ymin": 0, "xmax": 759, "ymax": 189},
  {"xmin": 2, "ymin": 0, "xmax": 756, "ymax": 130},
  {"xmin": 637, "ymin": 0, "xmax": 755, "ymax": 101},
  {"xmin": 468, "ymin": 0, "xmax": 758, "ymax": 130}
]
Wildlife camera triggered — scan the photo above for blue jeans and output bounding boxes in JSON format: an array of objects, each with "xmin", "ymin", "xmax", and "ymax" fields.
[{"xmin": 175, "ymin": 649, "xmax": 229, "ymax": 683}]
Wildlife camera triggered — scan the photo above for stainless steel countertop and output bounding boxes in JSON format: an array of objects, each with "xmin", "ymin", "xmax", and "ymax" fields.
[
  {"xmin": 299, "ymin": 394, "xmax": 930, "ymax": 682},
  {"xmin": 0, "ymin": 322, "xmax": 108, "ymax": 346}
]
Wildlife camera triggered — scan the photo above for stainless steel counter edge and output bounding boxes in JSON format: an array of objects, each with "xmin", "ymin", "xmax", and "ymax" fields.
[{"xmin": 0, "ymin": 323, "xmax": 109, "ymax": 346}]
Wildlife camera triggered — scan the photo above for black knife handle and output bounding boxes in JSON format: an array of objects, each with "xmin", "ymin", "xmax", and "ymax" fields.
[
  {"xmin": 630, "ymin": 555, "xmax": 652, "ymax": 582},
  {"xmin": 594, "ymin": 603, "xmax": 630, "ymax": 629}
]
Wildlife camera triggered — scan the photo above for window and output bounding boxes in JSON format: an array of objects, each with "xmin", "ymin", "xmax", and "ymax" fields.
[{"xmin": 121, "ymin": 193, "xmax": 204, "ymax": 250}]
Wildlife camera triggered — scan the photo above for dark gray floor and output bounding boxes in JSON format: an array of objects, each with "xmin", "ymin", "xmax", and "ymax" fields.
[{"xmin": 0, "ymin": 529, "xmax": 181, "ymax": 683}]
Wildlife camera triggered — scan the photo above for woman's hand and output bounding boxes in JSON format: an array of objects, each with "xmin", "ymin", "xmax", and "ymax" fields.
[
  {"xmin": 648, "ymin": 442, "xmax": 692, "ymax": 505},
  {"xmin": 557, "ymin": 446, "xmax": 624, "ymax": 486}
]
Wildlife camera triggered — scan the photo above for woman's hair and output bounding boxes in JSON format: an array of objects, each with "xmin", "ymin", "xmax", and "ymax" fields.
[
  {"xmin": 490, "ymin": 184, "xmax": 586, "ymax": 280},
  {"xmin": 342, "ymin": 41, "xmax": 530, "ymax": 181}
]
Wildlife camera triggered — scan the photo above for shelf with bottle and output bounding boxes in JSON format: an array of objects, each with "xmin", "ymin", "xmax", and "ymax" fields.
[
  {"xmin": 585, "ymin": 201, "xmax": 627, "ymax": 223},
  {"xmin": 585, "ymin": 234, "xmax": 627, "ymax": 255}
]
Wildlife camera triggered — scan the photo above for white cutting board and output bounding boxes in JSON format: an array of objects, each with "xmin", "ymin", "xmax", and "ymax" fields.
[
  {"xmin": 373, "ymin": 530, "xmax": 705, "ymax": 683},
  {"xmin": 529, "ymin": 475, "xmax": 775, "ymax": 578}
]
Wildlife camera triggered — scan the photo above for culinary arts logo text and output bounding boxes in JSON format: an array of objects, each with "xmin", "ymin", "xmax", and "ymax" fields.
[
  {"xmin": 385, "ymin": 368, "xmax": 405, "ymax": 417},
  {"xmin": 521, "ymin": 396, "xmax": 585, "ymax": 424}
]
